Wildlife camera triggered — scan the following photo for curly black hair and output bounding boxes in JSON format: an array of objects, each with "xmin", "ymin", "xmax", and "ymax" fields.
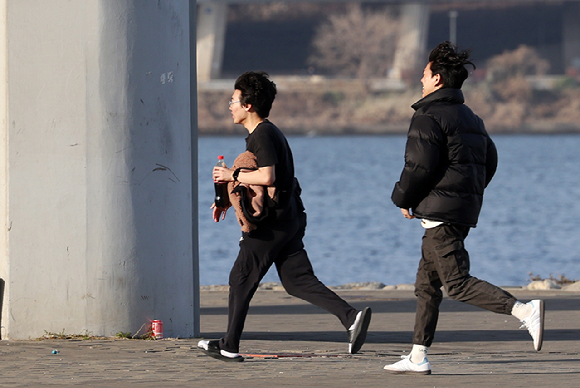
[
  {"xmin": 428, "ymin": 41, "xmax": 476, "ymax": 89},
  {"xmin": 234, "ymin": 71, "xmax": 277, "ymax": 118}
]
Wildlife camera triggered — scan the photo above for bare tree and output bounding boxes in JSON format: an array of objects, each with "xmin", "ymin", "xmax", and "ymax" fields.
[
  {"xmin": 486, "ymin": 45, "xmax": 550, "ymax": 83},
  {"xmin": 486, "ymin": 45, "xmax": 550, "ymax": 103},
  {"xmin": 308, "ymin": 5, "xmax": 399, "ymax": 79}
]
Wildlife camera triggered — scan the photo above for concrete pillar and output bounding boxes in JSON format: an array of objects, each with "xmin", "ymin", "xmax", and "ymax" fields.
[
  {"xmin": 390, "ymin": 3, "xmax": 430, "ymax": 81},
  {"xmin": 197, "ymin": 1, "xmax": 228, "ymax": 81},
  {"xmin": 0, "ymin": 0, "xmax": 7, "ymax": 337},
  {"xmin": 563, "ymin": 2, "xmax": 580, "ymax": 73},
  {"xmin": 0, "ymin": 0, "xmax": 199, "ymax": 339}
]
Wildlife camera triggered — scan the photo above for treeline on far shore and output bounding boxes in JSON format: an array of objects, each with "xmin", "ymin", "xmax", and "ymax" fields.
[
  {"xmin": 197, "ymin": 78, "xmax": 580, "ymax": 136},
  {"xmin": 198, "ymin": 45, "xmax": 580, "ymax": 136}
]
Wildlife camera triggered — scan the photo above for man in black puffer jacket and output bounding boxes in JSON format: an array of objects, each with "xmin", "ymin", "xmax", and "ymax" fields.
[
  {"xmin": 392, "ymin": 86, "xmax": 497, "ymax": 227},
  {"xmin": 384, "ymin": 42, "xmax": 545, "ymax": 375}
]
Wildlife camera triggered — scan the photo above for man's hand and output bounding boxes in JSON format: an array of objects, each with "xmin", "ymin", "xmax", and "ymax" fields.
[
  {"xmin": 211, "ymin": 203, "xmax": 228, "ymax": 222},
  {"xmin": 213, "ymin": 166, "xmax": 234, "ymax": 182},
  {"xmin": 401, "ymin": 208, "xmax": 415, "ymax": 219}
]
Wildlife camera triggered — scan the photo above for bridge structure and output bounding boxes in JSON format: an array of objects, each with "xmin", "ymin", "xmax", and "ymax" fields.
[{"xmin": 196, "ymin": 0, "xmax": 580, "ymax": 82}]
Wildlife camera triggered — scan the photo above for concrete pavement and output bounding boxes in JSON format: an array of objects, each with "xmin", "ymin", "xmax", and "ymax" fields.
[{"xmin": 0, "ymin": 288, "xmax": 578, "ymax": 387}]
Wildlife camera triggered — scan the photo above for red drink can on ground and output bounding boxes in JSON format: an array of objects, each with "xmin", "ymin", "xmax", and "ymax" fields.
[{"xmin": 151, "ymin": 320, "xmax": 163, "ymax": 339}]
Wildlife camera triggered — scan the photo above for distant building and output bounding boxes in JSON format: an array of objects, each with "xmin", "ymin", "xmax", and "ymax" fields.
[{"xmin": 210, "ymin": 1, "xmax": 580, "ymax": 78}]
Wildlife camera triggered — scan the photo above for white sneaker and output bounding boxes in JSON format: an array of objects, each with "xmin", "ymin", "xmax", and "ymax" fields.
[
  {"xmin": 520, "ymin": 299, "xmax": 545, "ymax": 351},
  {"xmin": 384, "ymin": 355, "xmax": 431, "ymax": 375}
]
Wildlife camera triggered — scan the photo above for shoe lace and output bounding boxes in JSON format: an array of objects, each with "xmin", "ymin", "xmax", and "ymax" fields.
[{"xmin": 519, "ymin": 315, "xmax": 539, "ymax": 333}]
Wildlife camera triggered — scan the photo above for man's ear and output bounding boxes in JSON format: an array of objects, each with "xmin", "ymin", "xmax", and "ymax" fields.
[
  {"xmin": 242, "ymin": 103, "xmax": 253, "ymax": 112},
  {"xmin": 434, "ymin": 73, "xmax": 443, "ymax": 88}
]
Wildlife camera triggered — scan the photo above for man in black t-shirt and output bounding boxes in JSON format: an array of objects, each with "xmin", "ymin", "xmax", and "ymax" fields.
[
  {"xmin": 197, "ymin": 71, "xmax": 372, "ymax": 362},
  {"xmin": 245, "ymin": 118, "xmax": 298, "ymax": 221}
]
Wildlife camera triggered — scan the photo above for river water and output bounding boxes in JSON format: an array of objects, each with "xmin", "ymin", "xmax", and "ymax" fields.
[{"xmin": 198, "ymin": 134, "xmax": 580, "ymax": 287}]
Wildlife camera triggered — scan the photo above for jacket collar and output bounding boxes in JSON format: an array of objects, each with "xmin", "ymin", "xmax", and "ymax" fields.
[{"xmin": 411, "ymin": 88, "xmax": 465, "ymax": 111}]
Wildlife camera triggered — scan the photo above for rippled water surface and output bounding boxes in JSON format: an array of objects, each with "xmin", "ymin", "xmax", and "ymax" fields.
[{"xmin": 198, "ymin": 134, "xmax": 580, "ymax": 287}]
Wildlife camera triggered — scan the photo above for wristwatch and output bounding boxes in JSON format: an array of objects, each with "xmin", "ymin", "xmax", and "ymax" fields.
[{"xmin": 233, "ymin": 168, "xmax": 241, "ymax": 182}]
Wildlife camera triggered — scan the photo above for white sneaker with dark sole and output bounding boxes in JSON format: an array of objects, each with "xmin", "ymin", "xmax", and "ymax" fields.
[
  {"xmin": 348, "ymin": 307, "xmax": 372, "ymax": 354},
  {"xmin": 384, "ymin": 355, "xmax": 431, "ymax": 375}
]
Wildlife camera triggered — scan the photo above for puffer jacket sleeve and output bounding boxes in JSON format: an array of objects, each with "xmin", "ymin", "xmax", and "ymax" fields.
[
  {"xmin": 391, "ymin": 114, "xmax": 445, "ymax": 209},
  {"xmin": 484, "ymin": 135, "xmax": 498, "ymax": 188}
]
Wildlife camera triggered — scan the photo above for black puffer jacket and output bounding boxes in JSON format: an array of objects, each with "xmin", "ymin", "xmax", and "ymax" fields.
[{"xmin": 391, "ymin": 88, "xmax": 497, "ymax": 227}]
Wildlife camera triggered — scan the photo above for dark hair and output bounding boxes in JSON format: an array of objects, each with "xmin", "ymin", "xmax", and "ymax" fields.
[
  {"xmin": 428, "ymin": 41, "xmax": 476, "ymax": 89},
  {"xmin": 234, "ymin": 71, "xmax": 277, "ymax": 118}
]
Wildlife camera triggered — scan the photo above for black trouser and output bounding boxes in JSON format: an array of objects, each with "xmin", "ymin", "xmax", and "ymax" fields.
[
  {"xmin": 413, "ymin": 223, "xmax": 517, "ymax": 347},
  {"xmin": 219, "ymin": 211, "xmax": 358, "ymax": 353}
]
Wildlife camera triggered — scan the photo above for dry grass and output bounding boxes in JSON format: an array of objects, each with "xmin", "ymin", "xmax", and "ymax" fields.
[{"xmin": 198, "ymin": 80, "xmax": 580, "ymax": 134}]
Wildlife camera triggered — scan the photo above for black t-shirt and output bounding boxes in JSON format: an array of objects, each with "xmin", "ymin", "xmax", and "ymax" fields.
[
  {"xmin": 245, "ymin": 120, "xmax": 302, "ymax": 219},
  {"xmin": 245, "ymin": 120, "xmax": 294, "ymax": 196}
]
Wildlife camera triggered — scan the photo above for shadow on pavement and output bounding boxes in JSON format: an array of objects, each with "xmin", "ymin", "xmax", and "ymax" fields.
[
  {"xmin": 201, "ymin": 297, "xmax": 579, "ymax": 316},
  {"xmin": 198, "ymin": 328, "xmax": 577, "ymax": 344}
]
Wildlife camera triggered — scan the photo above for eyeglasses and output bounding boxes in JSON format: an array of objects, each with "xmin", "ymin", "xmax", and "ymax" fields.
[{"xmin": 228, "ymin": 100, "xmax": 241, "ymax": 107}]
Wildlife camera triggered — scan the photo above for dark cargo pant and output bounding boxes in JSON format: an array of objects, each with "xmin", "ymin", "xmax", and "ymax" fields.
[{"xmin": 413, "ymin": 223, "xmax": 517, "ymax": 347}]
